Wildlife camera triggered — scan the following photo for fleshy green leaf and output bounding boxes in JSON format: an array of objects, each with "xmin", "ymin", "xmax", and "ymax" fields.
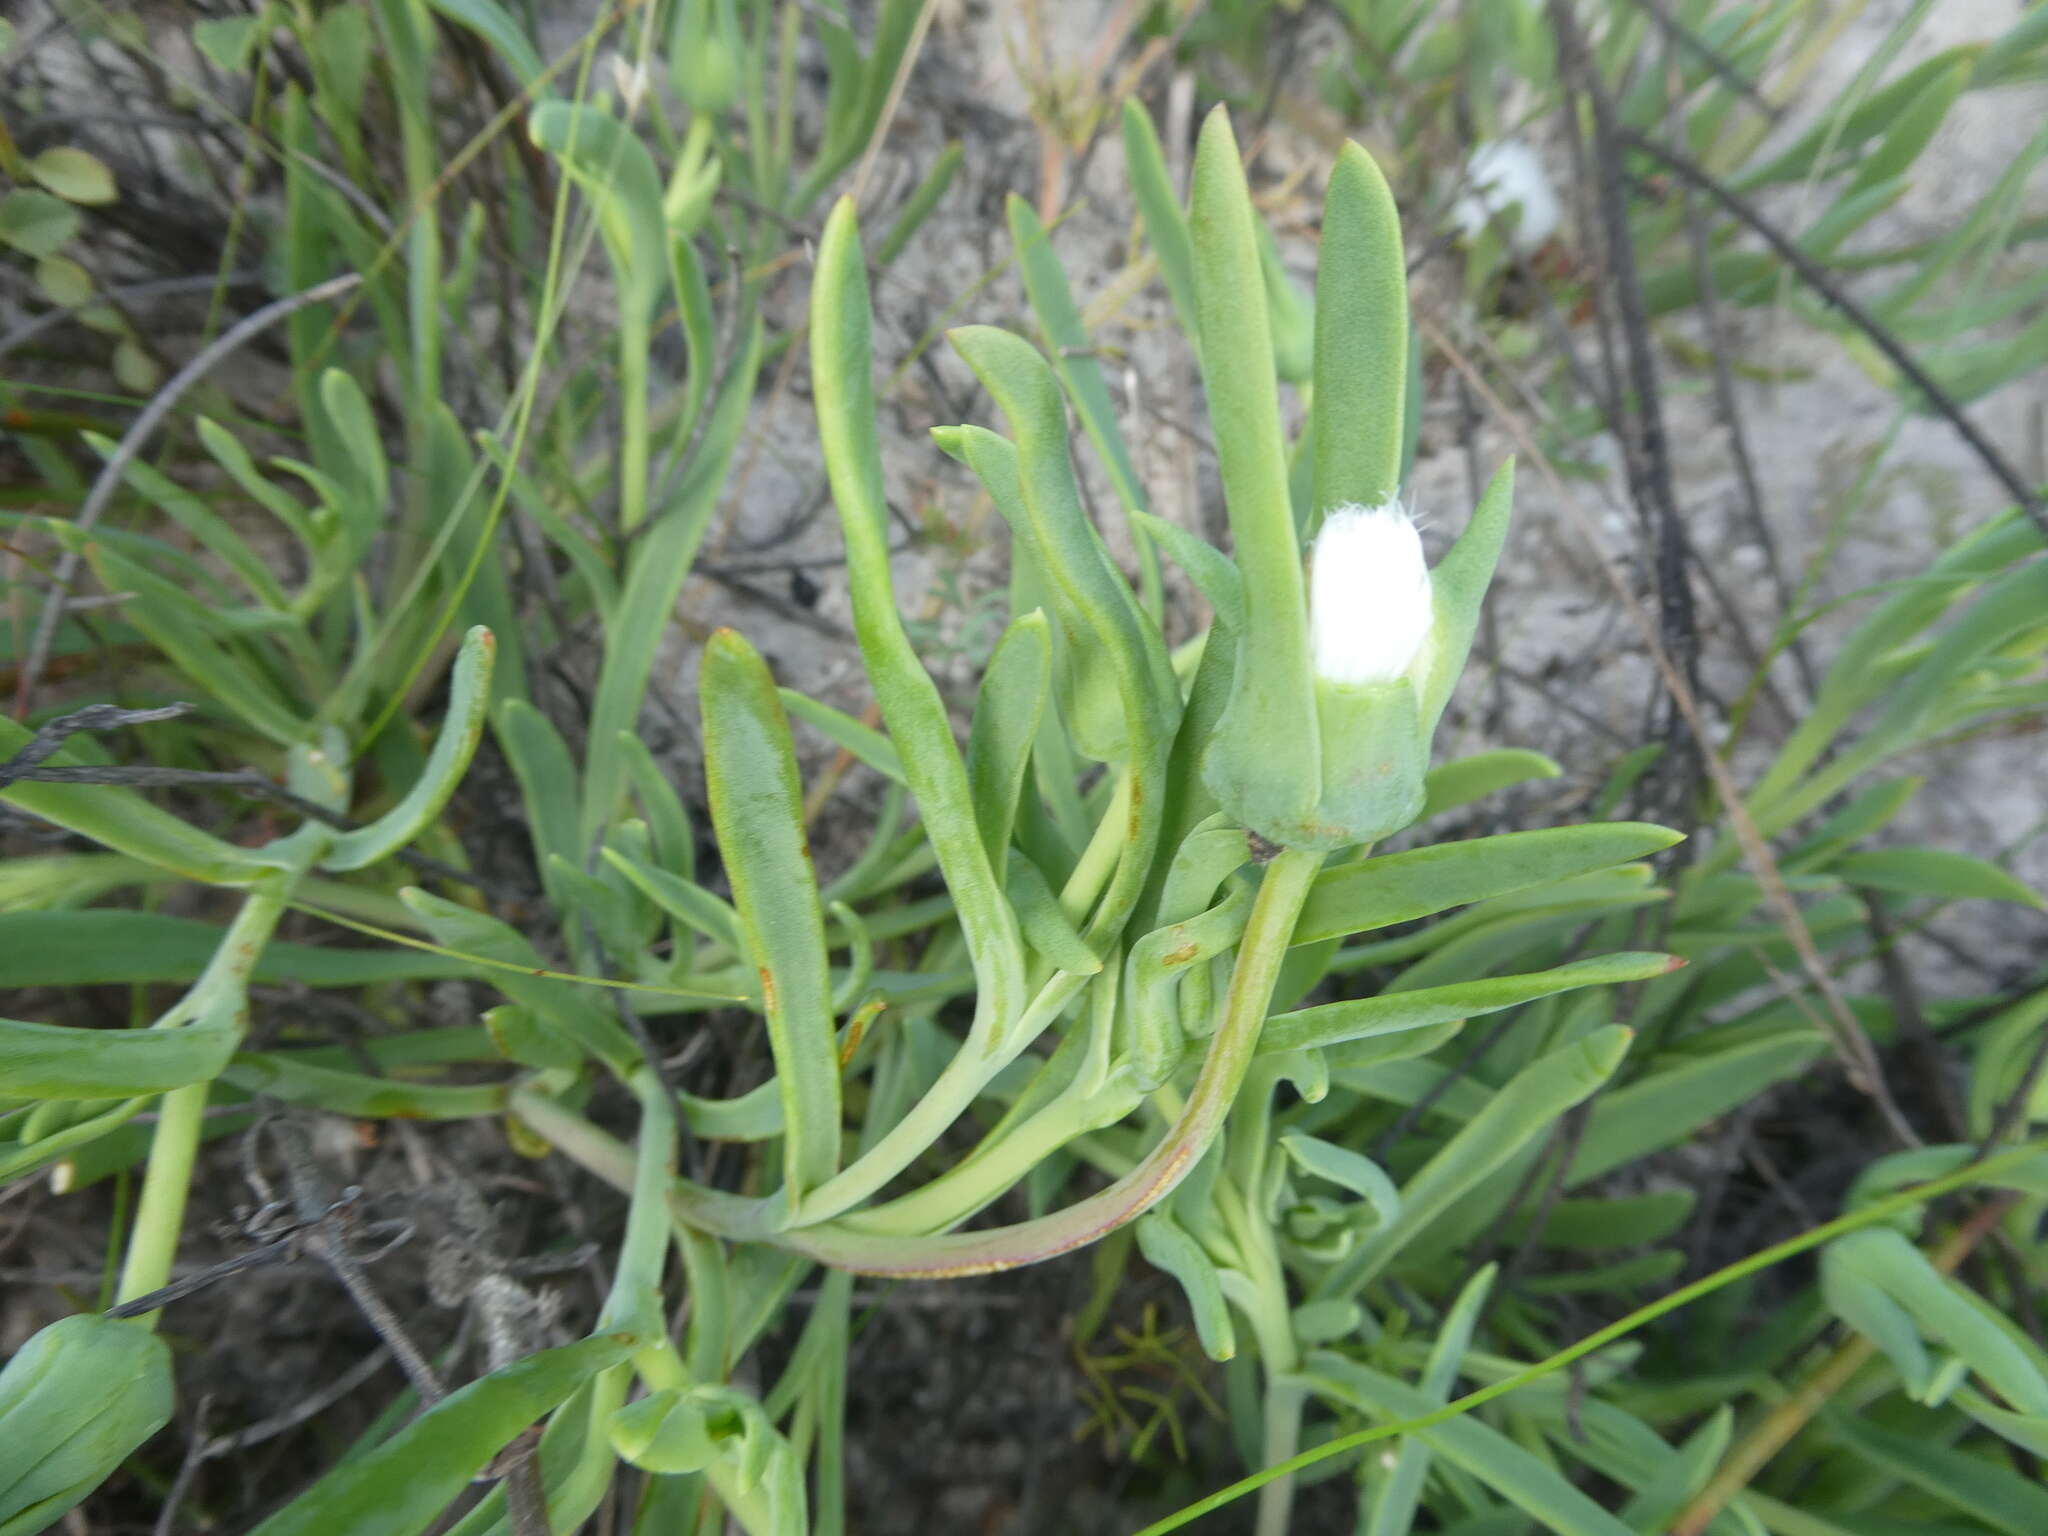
[
  {"xmin": 222, "ymin": 1053, "xmax": 506, "ymax": 1119},
  {"xmin": 601, "ymin": 848, "xmax": 742, "ymax": 955},
  {"xmin": 0, "ymin": 1016, "xmax": 235, "ymax": 1098},
  {"xmin": 1569, "ymin": 1028, "xmax": 1827, "ymax": 1185},
  {"xmin": 1420, "ymin": 749, "xmax": 1563, "ymax": 821},
  {"xmin": 248, "ymin": 1334, "xmax": 632, "ymax": 1536},
  {"xmin": 701, "ymin": 629, "xmax": 843, "ymax": 1208},
  {"xmin": 1297, "ymin": 1355, "xmax": 1637, "ymax": 1536},
  {"xmin": 1363, "ymin": 1265, "xmax": 1498, "ymax": 1536},
  {"xmin": 1190, "ymin": 108, "xmax": 1320, "ymax": 840},
  {"xmin": 1136, "ymin": 1209, "xmax": 1236, "ymax": 1361},
  {"xmin": 0, "ymin": 1315, "xmax": 173, "ymax": 1535},
  {"xmin": 1311, "ymin": 141, "xmax": 1408, "ymax": 516},
  {"xmin": 777, "ymin": 689, "xmax": 904, "ymax": 784},
  {"xmin": 1005, "ymin": 853, "xmax": 1101, "ymax": 975},
  {"xmin": 1503, "ymin": 1190, "xmax": 1697, "ymax": 1250},
  {"xmin": 1834, "ymin": 846, "xmax": 2043, "ymax": 908},
  {"xmin": 312, "ymin": 368, "xmax": 389, "ymax": 556},
  {"xmin": 966, "ymin": 611, "xmax": 1052, "ymax": 877},
  {"xmin": 1293, "ymin": 823, "xmax": 1683, "ymax": 946},
  {"xmin": 1120, "ymin": 99, "xmax": 1199, "ymax": 344},
  {"xmin": 426, "ymin": 0, "xmax": 549, "ymax": 93},
  {"xmin": 1007, "ymin": 194, "xmax": 1163, "ymax": 612},
  {"xmin": 1316, "ymin": 1027, "xmax": 1633, "ymax": 1295},
  {"xmin": 1281, "ymin": 1133, "xmax": 1400, "ymax": 1228},
  {"xmin": 1828, "ymin": 1226, "xmax": 2048, "ymax": 1416},
  {"xmin": 810, "ymin": 198, "xmax": 1026, "ymax": 1049},
  {"xmin": 1261, "ymin": 952, "xmax": 1676, "ymax": 1055},
  {"xmin": 399, "ymin": 889, "xmax": 636, "ymax": 1070},
  {"xmin": 0, "ymin": 725, "xmax": 273, "ymax": 887},
  {"xmin": 527, "ymin": 103, "xmax": 668, "ymax": 327},
  {"xmin": 495, "ymin": 697, "xmax": 583, "ymax": 912},
  {"xmin": 578, "ymin": 319, "xmax": 761, "ymax": 842},
  {"xmin": 1824, "ymin": 1406, "xmax": 2048, "ymax": 1536}
]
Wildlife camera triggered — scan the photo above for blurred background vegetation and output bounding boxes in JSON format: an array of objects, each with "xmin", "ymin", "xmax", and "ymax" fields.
[{"xmin": 3, "ymin": 1, "xmax": 2047, "ymax": 1532}]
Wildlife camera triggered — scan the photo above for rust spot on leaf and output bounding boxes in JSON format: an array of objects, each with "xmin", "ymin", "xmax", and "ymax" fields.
[
  {"xmin": 758, "ymin": 967, "xmax": 777, "ymax": 1012},
  {"xmin": 1162, "ymin": 941, "xmax": 1200, "ymax": 967}
]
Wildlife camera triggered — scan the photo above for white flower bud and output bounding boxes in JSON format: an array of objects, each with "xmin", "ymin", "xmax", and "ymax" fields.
[
  {"xmin": 1450, "ymin": 138, "xmax": 1562, "ymax": 253},
  {"xmin": 1310, "ymin": 499, "xmax": 1434, "ymax": 687},
  {"xmin": 609, "ymin": 54, "xmax": 651, "ymax": 117}
]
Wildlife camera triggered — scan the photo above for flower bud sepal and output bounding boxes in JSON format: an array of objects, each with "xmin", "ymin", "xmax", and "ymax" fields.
[
  {"xmin": 1199, "ymin": 683, "xmax": 1323, "ymax": 861},
  {"xmin": 1310, "ymin": 676, "xmax": 1430, "ymax": 852},
  {"xmin": 1201, "ymin": 465, "xmax": 1513, "ymax": 853}
]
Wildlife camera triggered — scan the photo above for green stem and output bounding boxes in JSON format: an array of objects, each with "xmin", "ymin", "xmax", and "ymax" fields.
[
  {"xmin": 1060, "ymin": 767, "xmax": 1132, "ymax": 924},
  {"xmin": 1257, "ymin": 1372, "xmax": 1307, "ymax": 1536},
  {"xmin": 113, "ymin": 1081, "xmax": 210, "ymax": 1316},
  {"xmin": 510, "ymin": 1083, "xmax": 779, "ymax": 1240},
  {"xmin": 512, "ymin": 1084, "xmax": 637, "ymax": 1189},
  {"xmin": 788, "ymin": 845, "xmax": 1324, "ymax": 1276},
  {"xmin": 115, "ymin": 869, "xmax": 305, "ymax": 1316},
  {"xmin": 789, "ymin": 970, "xmax": 1090, "ymax": 1227},
  {"xmin": 603, "ymin": 1070, "xmax": 678, "ymax": 1347},
  {"xmin": 618, "ymin": 318, "xmax": 652, "ymax": 534},
  {"xmin": 528, "ymin": 851, "xmax": 1326, "ymax": 1277},
  {"xmin": 838, "ymin": 1070, "xmax": 1141, "ymax": 1238},
  {"xmin": 1220, "ymin": 1169, "xmax": 1304, "ymax": 1536}
]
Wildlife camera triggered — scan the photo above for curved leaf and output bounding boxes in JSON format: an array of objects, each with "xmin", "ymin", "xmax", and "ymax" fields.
[
  {"xmin": 1136, "ymin": 1210, "xmax": 1236, "ymax": 1361},
  {"xmin": 325, "ymin": 627, "xmax": 495, "ymax": 871},
  {"xmin": 966, "ymin": 611, "xmax": 1052, "ymax": 877},
  {"xmin": 810, "ymin": 198, "xmax": 1025, "ymax": 1045}
]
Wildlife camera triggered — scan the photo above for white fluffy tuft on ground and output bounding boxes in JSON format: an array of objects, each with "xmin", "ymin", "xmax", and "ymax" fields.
[{"xmin": 1450, "ymin": 138, "xmax": 1562, "ymax": 252}]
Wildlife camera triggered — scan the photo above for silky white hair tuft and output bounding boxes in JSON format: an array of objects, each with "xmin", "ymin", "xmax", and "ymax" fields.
[{"xmin": 1309, "ymin": 499, "xmax": 1434, "ymax": 687}]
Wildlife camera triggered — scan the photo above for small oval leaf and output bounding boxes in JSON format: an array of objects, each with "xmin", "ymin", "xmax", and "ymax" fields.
[{"xmin": 30, "ymin": 147, "xmax": 118, "ymax": 206}]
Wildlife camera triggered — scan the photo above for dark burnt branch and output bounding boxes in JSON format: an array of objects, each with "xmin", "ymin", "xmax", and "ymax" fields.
[{"xmin": 1621, "ymin": 131, "xmax": 2048, "ymax": 537}]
